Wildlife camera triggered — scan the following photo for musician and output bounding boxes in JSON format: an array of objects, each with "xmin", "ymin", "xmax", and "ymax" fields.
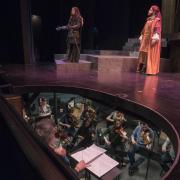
[
  {"xmin": 59, "ymin": 112, "xmax": 76, "ymax": 137},
  {"xmin": 106, "ymin": 111, "xmax": 126, "ymax": 127},
  {"xmin": 101, "ymin": 120, "xmax": 128, "ymax": 160},
  {"xmin": 127, "ymin": 122, "xmax": 154, "ymax": 175},
  {"xmin": 38, "ymin": 97, "xmax": 51, "ymax": 117},
  {"xmin": 159, "ymin": 137, "xmax": 174, "ymax": 175},
  {"xmin": 81, "ymin": 104, "xmax": 96, "ymax": 126},
  {"xmin": 70, "ymin": 119, "xmax": 95, "ymax": 152}
]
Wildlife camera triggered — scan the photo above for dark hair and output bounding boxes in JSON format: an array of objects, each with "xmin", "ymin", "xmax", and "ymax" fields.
[{"xmin": 38, "ymin": 97, "xmax": 45, "ymax": 106}]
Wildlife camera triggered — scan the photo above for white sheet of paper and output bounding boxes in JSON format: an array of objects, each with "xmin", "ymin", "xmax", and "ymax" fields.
[
  {"xmin": 71, "ymin": 144, "xmax": 106, "ymax": 163},
  {"xmin": 87, "ymin": 153, "xmax": 119, "ymax": 177},
  {"xmin": 90, "ymin": 144, "xmax": 106, "ymax": 154}
]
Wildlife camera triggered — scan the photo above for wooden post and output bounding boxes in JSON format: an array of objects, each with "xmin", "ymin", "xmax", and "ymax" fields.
[
  {"xmin": 5, "ymin": 95, "xmax": 23, "ymax": 117},
  {"xmin": 20, "ymin": 0, "xmax": 35, "ymax": 64}
]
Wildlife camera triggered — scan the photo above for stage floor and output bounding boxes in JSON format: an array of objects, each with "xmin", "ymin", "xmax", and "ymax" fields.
[{"xmin": 2, "ymin": 63, "xmax": 180, "ymax": 177}]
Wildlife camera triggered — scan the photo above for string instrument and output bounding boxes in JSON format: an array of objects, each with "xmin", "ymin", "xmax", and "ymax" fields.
[
  {"xmin": 114, "ymin": 127, "xmax": 128, "ymax": 142},
  {"xmin": 111, "ymin": 127, "xmax": 130, "ymax": 151},
  {"xmin": 82, "ymin": 107, "xmax": 96, "ymax": 124},
  {"xmin": 141, "ymin": 131, "xmax": 151, "ymax": 148},
  {"xmin": 54, "ymin": 126, "xmax": 72, "ymax": 146}
]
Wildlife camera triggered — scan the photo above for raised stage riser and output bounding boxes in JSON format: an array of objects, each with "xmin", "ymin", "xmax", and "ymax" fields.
[{"xmin": 55, "ymin": 54, "xmax": 171, "ymax": 73}]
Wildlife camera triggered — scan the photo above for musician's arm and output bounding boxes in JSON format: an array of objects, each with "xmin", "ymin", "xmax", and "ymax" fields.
[
  {"xmin": 104, "ymin": 136, "xmax": 111, "ymax": 145},
  {"xmin": 131, "ymin": 135, "xmax": 136, "ymax": 144},
  {"xmin": 49, "ymin": 144, "xmax": 86, "ymax": 174},
  {"xmin": 77, "ymin": 135, "xmax": 84, "ymax": 140},
  {"xmin": 106, "ymin": 112, "xmax": 114, "ymax": 122},
  {"xmin": 162, "ymin": 137, "xmax": 170, "ymax": 152},
  {"xmin": 102, "ymin": 127, "xmax": 112, "ymax": 145},
  {"xmin": 47, "ymin": 105, "xmax": 52, "ymax": 114},
  {"xmin": 74, "ymin": 160, "xmax": 88, "ymax": 173},
  {"xmin": 131, "ymin": 126, "xmax": 139, "ymax": 144},
  {"xmin": 59, "ymin": 121, "xmax": 71, "ymax": 128}
]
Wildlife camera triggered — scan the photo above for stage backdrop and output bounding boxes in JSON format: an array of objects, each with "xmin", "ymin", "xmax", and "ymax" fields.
[
  {"xmin": 0, "ymin": 0, "xmax": 161, "ymax": 63},
  {"xmin": 30, "ymin": 0, "xmax": 161, "ymax": 62}
]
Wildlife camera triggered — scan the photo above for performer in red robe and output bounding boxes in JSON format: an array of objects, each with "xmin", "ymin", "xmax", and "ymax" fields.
[{"xmin": 137, "ymin": 5, "xmax": 162, "ymax": 75}]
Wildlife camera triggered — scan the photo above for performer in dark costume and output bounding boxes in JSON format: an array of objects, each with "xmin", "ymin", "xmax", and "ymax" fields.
[
  {"xmin": 56, "ymin": 7, "xmax": 83, "ymax": 62},
  {"xmin": 66, "ymin": 7, "xmax": 83, "ymax": 62}
]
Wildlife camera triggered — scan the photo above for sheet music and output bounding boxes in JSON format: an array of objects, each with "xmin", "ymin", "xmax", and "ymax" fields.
[
  {"xmin": 71, "ymin": 144, "xmax": 106, "ymax": 163},
  {"xmin": 87, "ymin": 153, "xmax": 119, "ymax": 177},
  {"xmin": 90, "ymin": 144, "xmax": 106, "ymax": 154},
  {"xmin": 71, "ymin": 144, "xmax": 119, "ymax": 177}
]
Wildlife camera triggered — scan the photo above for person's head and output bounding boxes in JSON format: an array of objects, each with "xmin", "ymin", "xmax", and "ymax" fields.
[
  {"xmin": 71, "ymin": 7, "xmax": 80, "ymax": 17},
  {"xmin": 148, "ymin": 5, "xmax": 161, "ymax": 18},
  {"xmin": 70, "ymin": 7, "xmax": 84, "ymax": 26},
  {"xmin": 84, "ymin": 119, "xmax": 91, "ymax": 128},
  {"xmin": 116, "ymin": 111, "xmax": 124, "ymax": 119},
  {"xmin": 114, "ymin": 119, "xmax": 122, "ymax": 128},
  {"xmin": 39, "ymin": 97, "xmax": 47, "ymax": 106},
  {"xmin": 114, "ymin": 112, "xmax": 125, "ymax": 125},
  {"xmin": 140, "ymin": 122, "xmax": 149, "ymax": 132},
  {"xmin": 88, "ymin": 108, "xmax": 96, "ymax": 117}
]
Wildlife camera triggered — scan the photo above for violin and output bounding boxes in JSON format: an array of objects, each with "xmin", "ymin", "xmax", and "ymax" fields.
[
  {"xmin": 115, "ymin": 127, "xmax": 128, "ymax": 142},
  {"xmin": 141, "ymin": 131, "xmax": 151, "ymax": 147}
]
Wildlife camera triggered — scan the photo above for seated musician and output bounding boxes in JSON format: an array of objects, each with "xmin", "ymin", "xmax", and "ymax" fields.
[
  {"xmin": 159, "ymin": 137, "xmax": 174, "ymax": 176},
  {"xmin": 59, "ymin": 110, "xmax": 77, "ymax": 137},
  {"xmin": 101, "ymin": 120, "xmax": 128, "ymax": 161},
  {"xmin": 38, "ymin": 97, "xmax": 52, "ymax": 117},
  {"xmin": 127, "ymin": 122, "xmax": 154, "ymax": 175},
  {"xmin": 106, "ymin": 111, "xmax": 126, "ymax": 127},
  {"xmin": 81, "ymin": 104, "xmax": 97, "ymax": 126},
  {"xmin": 70, "ymin": 119, "xmax": 95, "ymax": 152}
]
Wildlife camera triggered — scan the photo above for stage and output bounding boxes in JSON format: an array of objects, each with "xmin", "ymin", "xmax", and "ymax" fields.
[{"xmin": 2, "ymin": 60, "xmax": 180, "ymax": 179}]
